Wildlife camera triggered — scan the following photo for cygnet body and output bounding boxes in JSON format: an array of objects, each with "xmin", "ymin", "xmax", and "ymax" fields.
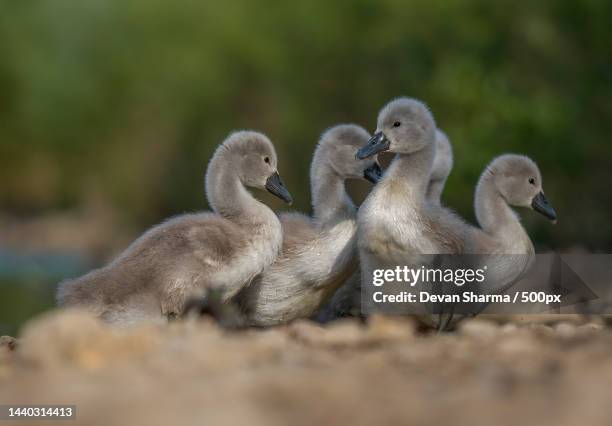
[
  {"xmin": 316, "ymin": 128, "xmax": 455, "ymax": 322},
  {"xmin": 357, "ymin": 99, "xmax": 466, "ymax": 264},
  {"xmin": 236, "ymin": 125, "xmax": 381, "ymax": 326},
  {"xmin": 426, "ymin": 130, "xmax": 454, "ymax": 205},
  {"xmin": 464, "ymin": 154, "xmax": 557, "ymax": 302},
  {"xmin": 469, "ymin": 154, "xmax": 556, "ymax": 254},
  {"xmin": 57, "ymin": 131, "xmax": 292, "ymax": 326},
  {"xmin": 433, "ymin": 154, "xmax": 557, "ymax": 329},
  {"xmin": 355, "ymin": 98, "xmax": 470, "ymax": 318}
]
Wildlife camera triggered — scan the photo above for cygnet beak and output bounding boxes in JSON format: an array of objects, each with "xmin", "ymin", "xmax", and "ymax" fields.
[
  {"xmin": 356, "ymin": 131, "xmax": 390, "ymax": 160},
  {"xmin": 531, "ymin": 191, "xmax": 557, "ymax": 223},
  {"xmin": 363, "ymin": 162, "xmax": 383, "ymax": 184},
  {"xmin": 265, "ymin": 171, "xmax": 293, "ymax": 204}
]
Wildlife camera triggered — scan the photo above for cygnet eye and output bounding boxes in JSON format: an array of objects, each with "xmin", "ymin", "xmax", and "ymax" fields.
[
  {"xmin": 528, "ymin": 178, "xmax": 535, "ymax": 185},
  {"xmin": 264, "ymin": 156, "xmax": 270, "ymax": 164},
  {"xmin": 393, "ymin": 121, "xmax": 401, "ymax": 128}
]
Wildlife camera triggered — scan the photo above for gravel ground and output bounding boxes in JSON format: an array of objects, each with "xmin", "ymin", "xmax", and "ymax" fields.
[{"xmin": 1, "ymin": 310, "xmax": 612, "ymax": 426}]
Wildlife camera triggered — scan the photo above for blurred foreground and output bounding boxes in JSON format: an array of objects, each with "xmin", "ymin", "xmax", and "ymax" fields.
[{"xmin": 2, "ymin": 312, "xmax": 612, "ymax": 425}]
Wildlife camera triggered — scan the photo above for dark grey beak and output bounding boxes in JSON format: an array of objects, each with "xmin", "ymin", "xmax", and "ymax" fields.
[
  {"xmin": 531, "ymin": 191, "xmax": 557, "ymax": 222},
  {"xmin": 363, "ymin": 162, "xmax": 383, "ymax": 184},
  {"xmin": 265, "ymin": 172, "xmax": 293, "ymax": 204},
  {"xmin": 356, "ymin": 131, "xmax": 390, "ymax": 160}
]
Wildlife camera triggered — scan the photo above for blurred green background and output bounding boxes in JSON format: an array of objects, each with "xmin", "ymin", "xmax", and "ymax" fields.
[{"xmin": 1, "ymin": 0, "xmax": 611, "ymax": 334}]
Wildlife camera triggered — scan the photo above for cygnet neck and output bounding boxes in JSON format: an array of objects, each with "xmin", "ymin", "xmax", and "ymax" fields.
[
  {"xmin": 474, "ymin": 173, "xmax": 523, "ymax": 237},
  {"xmin": 310, "ymin": 156, "xmax": 355, "ymax": 227},
  {"xmin": 206, "ymin": 153, "xmax": 274, "ymax": 225},
  {"xmin": 386, "ymin": 141, "xmax": 436, "ymax": 206},
  {"xmin": 426, "ymin": 178, "xmax": 445, "ymax": 206}
]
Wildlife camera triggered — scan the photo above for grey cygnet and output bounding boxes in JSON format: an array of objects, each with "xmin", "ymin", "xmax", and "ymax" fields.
[{"xmin": 57, "ymin": 131, "xmax": 292, "ymax": 326}]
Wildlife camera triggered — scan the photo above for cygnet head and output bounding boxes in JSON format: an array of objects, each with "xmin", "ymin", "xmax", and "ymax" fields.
[
  {"xmin": 208, "ymin": 130, "xmax": 293, "ymax": 204},
  {"xmin": 482, "ymin": 154, "xmax": 557, "ymax": 222},
  {"xmin": 316, "ymin": 124, "xmax": 383, "ymax": 183},
  {"xmin": 430, "ymin": 129, "xmax": 454, "ymax": 184},
  {"xmin": 356, "ymin": 97, "xmax": 436, "ymax": 159}
]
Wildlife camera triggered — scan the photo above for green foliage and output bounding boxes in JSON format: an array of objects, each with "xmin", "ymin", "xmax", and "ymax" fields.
[
  {"xmin": 0, "ymin": 278, "xmax": 56, "ymax": 335},
  {"xmin": 1, "ymin": 0, "xmax": 611, "ymax": 248}
]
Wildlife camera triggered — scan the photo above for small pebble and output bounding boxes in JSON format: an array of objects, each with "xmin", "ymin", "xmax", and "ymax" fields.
[
  {"xmin": 554, "ymin": 322, "xmax": 577, "ymax": 339},
  {"xmin": 366, "ymin": 315, "xmax": 415, "ymax": 342},
  {"xmin": 499, "ymin": 323, "xmax": 519, "ymax": 334},
  {"xmin": 577, "ymin": 322, "xmax": 603, "ymax": 334},
  {"xmin": 458, "ymin": 319, "xmax": 499, "ymax": 339},
  {"xmin": 0, "ymin": 336, "xmax": 17, "ymax": 351},
  {"xmin": 289, "ymin": 319, "xmax": 367, "ymax": 348}
]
